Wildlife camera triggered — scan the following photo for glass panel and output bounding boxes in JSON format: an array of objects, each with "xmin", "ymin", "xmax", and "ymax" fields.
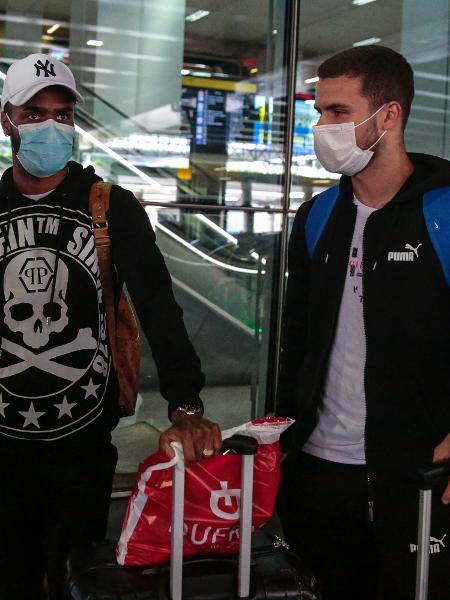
[
  {"xmin": 112, "ymin": 206, "xmax": 281, "ymax": 474},
  {"xmin": 402, "ymin": 1, "xmax": 450, "ymax": 157},
  {"xmin": 0, "ymin": 0, "xmax": 292, "ymax": 209},
  {"xmin": 0, "ymin": 0, "xmax": 291, "ymax": 477},
  {"xmin": 293, "ymin": 0, "xmax": 450, "ymax": 206}
]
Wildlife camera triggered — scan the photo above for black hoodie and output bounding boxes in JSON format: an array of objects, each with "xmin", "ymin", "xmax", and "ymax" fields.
[
  {"xmin": 277, "ymin": 153, "xmax": 450, "ymax": 480},
  {"xmin": 0, "ymin": 161, "xmax": 204, "ymax": 449}
]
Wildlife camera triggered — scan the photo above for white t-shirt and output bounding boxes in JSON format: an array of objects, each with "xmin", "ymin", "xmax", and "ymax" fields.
[
  {"xmin": 23, "ymin": 189, "xmax": 55, "ymax": 201},
  {"xmin": 303, "ymin": 197, "xmax": 378, "ymax": 464}
]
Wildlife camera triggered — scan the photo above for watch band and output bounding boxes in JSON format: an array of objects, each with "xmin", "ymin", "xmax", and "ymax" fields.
[{"xmin": 173, "ymin": 403, "xmax": 204, "ymax": 418}]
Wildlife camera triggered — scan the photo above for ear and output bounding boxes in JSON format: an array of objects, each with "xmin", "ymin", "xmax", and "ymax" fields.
[
  {"xmin": 382, "ymin": 101, "xmax": 403, "ymax": 131},
  {"xmin": 1, "ymin": 111, "xmax": 11, "ymax": 137}
]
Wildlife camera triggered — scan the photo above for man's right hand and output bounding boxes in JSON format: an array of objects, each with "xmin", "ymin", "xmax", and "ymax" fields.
[{"xmin": 159, "ymin": 414, "xmax": 222, "ymax": 462}]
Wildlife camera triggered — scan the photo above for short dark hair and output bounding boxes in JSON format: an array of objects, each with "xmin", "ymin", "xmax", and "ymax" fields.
[{"xmin": 317, "ymin": 45, "xmax": 414, "ymax": 128}]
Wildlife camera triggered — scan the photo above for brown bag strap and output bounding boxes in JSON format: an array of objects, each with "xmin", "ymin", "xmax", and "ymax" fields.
[{"xmin": 89, "ymin": 181, "xmax": 117, "ymax": 368}]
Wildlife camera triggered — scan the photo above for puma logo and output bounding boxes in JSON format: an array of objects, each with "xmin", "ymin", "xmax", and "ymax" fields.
[
  {"xmin": 404, "ymin": 242, "xmax": 422, "ymax": 258},
  {"xmin": 388, "ymin": 242, "xmax": 422, "ymax": 262},
  {"xmin": 410, "ymin": 532, "xmax": 447, "ymax": 554},
  {"xmin": 430, "ymin": 533, "xmax": 447, "ymax": 548}
]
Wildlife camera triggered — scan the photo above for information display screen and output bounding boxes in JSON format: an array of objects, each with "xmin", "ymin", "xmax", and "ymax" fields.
[
  {"xmin": 181, "ymin": 88, "xmax": 227, "ymax": 154},
  {"xmin": 181, "ymin": 85, "xmax": 317, "ymax": 156},
  {"xmin": 293, "ymin": 98, "xmax": 317, "ymax": 156}
]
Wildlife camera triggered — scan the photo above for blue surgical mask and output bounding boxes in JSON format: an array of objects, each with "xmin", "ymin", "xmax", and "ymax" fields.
[{"xmin": 7, "ymin": 115, "xmax": 74, "ymax": 178}]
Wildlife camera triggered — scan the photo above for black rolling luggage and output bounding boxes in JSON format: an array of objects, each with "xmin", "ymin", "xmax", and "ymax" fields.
[{"xmin": 65, "ymin": 435, "xmax": 321, "ymax": 599}]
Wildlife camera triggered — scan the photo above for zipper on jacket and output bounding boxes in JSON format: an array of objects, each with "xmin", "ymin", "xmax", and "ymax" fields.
[
  {"xmin": 362, "ymin": 219, "xmax": 375, "ymax": 525},
  {"xmin": 367, "ymin": 474, "xmax": 374, "ymax": 523},
  {"xmin": 363, "ymin": 346, "xmax": 375, "ymax": 523}
]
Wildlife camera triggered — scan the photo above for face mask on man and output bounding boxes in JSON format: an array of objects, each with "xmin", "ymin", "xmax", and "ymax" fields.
[
  {"xmin": 6, "ymin": 114, "xmax": 74, "ymax": 178},
  {"xmin": 312, "ymin": 104, "xmax": 387, "ymax": 176}
]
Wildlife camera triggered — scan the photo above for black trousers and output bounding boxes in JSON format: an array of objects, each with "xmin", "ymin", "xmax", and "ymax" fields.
[
  {"xmin": 0, "ymin": 442, "xmax": 117, "ymax": 600},
  {"xmin": 277, "ymin": 452, "xmax": 379, "ymax": 600},
  {"xmin": 277, "ymin": 452, "xmax": 450, "ymax": 600}
]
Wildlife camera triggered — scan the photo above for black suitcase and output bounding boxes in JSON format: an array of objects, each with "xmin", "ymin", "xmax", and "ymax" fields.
[{"xmin": 65, "ymin": 435, "xmax": 321, "ymax": 599}]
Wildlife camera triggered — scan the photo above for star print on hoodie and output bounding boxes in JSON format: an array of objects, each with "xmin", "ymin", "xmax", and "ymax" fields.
[
  {"xmin": 0, "ymin": 161, "xmax": 205, "ymax": 445},
  {"xmin": 0, "ymin": 180, "xmax": 111, "ymax": 440}
]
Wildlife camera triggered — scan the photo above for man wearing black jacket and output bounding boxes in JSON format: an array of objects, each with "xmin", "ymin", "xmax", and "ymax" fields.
[
  {"xmin": 276, "ymin": 45, "xmax": 450, "ymax": 600},
  {"xmin": 0, "ymin": 53, "xmax": 221, "ymax": 600}
]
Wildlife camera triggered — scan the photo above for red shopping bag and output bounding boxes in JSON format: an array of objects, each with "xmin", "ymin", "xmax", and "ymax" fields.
[{"xmin": 117, "ymin": 417, "xmax": 293, "ymax": 566}]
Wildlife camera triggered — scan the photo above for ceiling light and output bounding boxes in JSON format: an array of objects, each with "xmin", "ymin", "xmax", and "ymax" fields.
[
  {"xmin": 180, "ymin": 68, "xmax": 190, "ymax": 75},
  {"xmin": 304, "ymin": 76, "xmax": 319, "ymax": 84},
  {"xmin": 185, "ymin": 10, "xmax": 210, "ymax": 23},
  {"xmin": 86, "ymin": 39, "xmax": 104, "ymax": 47},
  {"xmin": 47, "ymin": 24, "xmax": 60, "ymax": 35},
  {"xmin": 352, "ymin": 0, "xmax": 376, "ymax": 5},
  {"xmin": 353, "ymin": 37, "xmax": 381, "ymax": 47}
]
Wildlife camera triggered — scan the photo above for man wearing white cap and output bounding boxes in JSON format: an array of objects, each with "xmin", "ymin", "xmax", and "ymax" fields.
[{"xmin": 0, "ymin": 53, "xmax": 221, "ymax": 599}]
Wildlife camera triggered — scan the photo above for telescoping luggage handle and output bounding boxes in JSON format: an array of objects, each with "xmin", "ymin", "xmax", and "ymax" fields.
[
  {"xmin": 170, "ymin": 434, "xmax": 258, "ymax": 600},
  {"xmin": 415, "ymin": 460, "xmax": 450, "ymax": 600}
]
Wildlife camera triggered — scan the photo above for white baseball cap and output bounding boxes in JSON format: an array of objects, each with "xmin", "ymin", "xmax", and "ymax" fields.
[{"xmin": 1, "ymin": 53, "xmax": 83, "ymax": 110}]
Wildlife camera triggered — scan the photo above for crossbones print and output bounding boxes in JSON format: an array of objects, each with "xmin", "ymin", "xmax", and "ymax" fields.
[{"xmin": 0, "ymin": 328, "xmax": 96, "ymax": 382}]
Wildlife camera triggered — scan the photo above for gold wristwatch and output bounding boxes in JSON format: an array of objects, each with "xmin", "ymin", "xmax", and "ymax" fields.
[{"xmin": 173, "ymin": 403, "xmax": 204, "ymax": 418}]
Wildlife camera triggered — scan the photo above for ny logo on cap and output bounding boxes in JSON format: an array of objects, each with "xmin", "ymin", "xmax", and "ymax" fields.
[{"xmin": 34, "ymin": 59, "xmax": 56, "ymax": 78}]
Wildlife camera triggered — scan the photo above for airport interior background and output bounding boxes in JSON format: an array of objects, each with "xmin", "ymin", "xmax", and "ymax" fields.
[{"xmin": 0, "ymin": 0, "xmax": 449, "ymax": 516}]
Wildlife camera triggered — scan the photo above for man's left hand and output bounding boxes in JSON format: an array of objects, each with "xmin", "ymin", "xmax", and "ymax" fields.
[
  {"xmin": 159, "ymin": 414, "xmax": 222, "ymax": 462},
  {"xmin": 433, "ymin": 433, "xmax": 450, "ymax": 504}
]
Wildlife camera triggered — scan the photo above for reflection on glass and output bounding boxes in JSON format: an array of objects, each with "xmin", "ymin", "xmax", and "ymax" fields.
[
  {"xmin": 116, "ymin": 207, "xmax": 280, "ymax": 474},
  {"xmin": 0, "ymin": 0, "xmax": 296, "ymax": 210},
  {"xmin": 153, "ymin": 209, "xmax": 265, "ymax": 333},
  {"xmin": 296, "ymin": 0, "xmax": 450, "ymax": 192}
]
